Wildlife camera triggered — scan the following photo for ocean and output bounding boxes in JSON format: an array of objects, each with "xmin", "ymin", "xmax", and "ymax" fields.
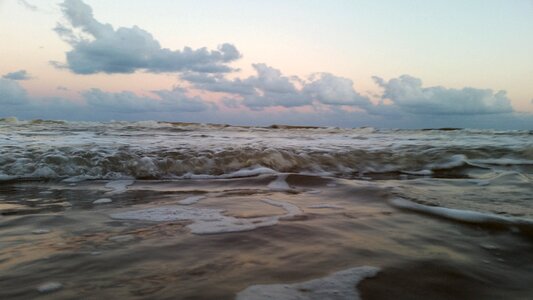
[{"xmin": 0, "ymin": 118, "xmax": 532, "ymax": 299}]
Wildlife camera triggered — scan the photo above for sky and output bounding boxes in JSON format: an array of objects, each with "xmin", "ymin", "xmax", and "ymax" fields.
[{"xmin": 1, "ymin": 0, "xmax": 532, "ymax": 129}]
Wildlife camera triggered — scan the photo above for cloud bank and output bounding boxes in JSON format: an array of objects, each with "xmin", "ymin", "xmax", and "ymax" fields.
[
  {"xmin": 0, "ymin": 78, "xmax": 210, "ymax": 121},
  {"xmin": 53, "ymin": 0, "xmax": 241, "ymax": 74},
  {"xmin": 1, "ymin": 76, "xmax": 531, "ymax": 129}
]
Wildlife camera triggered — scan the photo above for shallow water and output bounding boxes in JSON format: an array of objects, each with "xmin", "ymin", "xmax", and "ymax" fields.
[{"xmin": 0, "ymin": 120, "xmax": 532, "ymax": 299}]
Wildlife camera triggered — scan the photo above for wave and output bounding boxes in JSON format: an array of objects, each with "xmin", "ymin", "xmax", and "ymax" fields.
[
  {"xmin": 389, "ymin": 197, "xmax": 533, "ymax": 236},
  {"xmin": 0, "ymin": 149, "xmax": 529, "ymax": 182},
  {"xmin": 1, "ymin": 119, "xmax": 531, "ymax": 181}
]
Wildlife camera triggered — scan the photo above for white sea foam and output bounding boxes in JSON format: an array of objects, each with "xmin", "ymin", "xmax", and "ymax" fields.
[
  {"xmin": 178, "ymin": 195, "xmax": 205, "ymax": 205},
  {"xmin": 182, "ymin": 167, "xmax": 278, "ymax": 180},
  {"xmin": 236, "ymin": 266, "xmax": 379, "ymax": 300},
  {"xmin": 108, "ymin": 234, "xmax": 135, "ymax": 243},
  {"xmin": 31, "ymin": 166, "xmax": 57, "ymax": 178},
  {"xmin": 110, "ymin": 199, "xmax": 302, "ymax": 235},
  {"xmin": 37, "ymin": 282, "xmax": 63, "ymax": 293},
  {"xmin": 93, "ymin": 198, "xmax": 112, "ymax": 205},
  {"xmin": 63, "ymin": 175, "xmax": 99, "ymax": 183},
  {"xmin": 262, "ymin": 199, "xmax": 302, "ymax": 217},
  {"xmin": 267, "ymin": 174, "xmax": 291, "ymax": 191},
  {"xmin": 306, "ymin": 190, "xmax": 322, "ymax": 194},
  {"xmin": 427, "ymin": 154, "xmax": 467, "ymax": 170},
  {"xmin": 389, "ymin": 197, "xmax": 533, "ymax": 226},
  {"xmin": 105, "ymin": 180, "xmax": 134, "ymax": 194},
  {"xmin": 401, "ymin": 169, "xmax": 432, "ymax": 176}
]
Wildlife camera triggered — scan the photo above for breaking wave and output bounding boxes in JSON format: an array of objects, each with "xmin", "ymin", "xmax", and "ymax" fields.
[{"xmin": 0, "ymin": 119, "xmax": 531, "ymax": 181}]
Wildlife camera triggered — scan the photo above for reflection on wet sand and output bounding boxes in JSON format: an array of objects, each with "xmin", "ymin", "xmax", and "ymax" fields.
[{"xmin": 0, "ymin": 175, "xmax": 532, "ymax": 299}]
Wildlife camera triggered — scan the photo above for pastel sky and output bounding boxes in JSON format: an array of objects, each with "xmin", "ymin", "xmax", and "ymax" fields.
[{"xmin": 1, "ymin": 0, "xmax": 532, "ymax": 129}]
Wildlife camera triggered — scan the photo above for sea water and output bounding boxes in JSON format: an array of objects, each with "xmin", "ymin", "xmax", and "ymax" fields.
[{"xmin": 0, "ymin": 119, "xmax": 532, "ymax": 299}]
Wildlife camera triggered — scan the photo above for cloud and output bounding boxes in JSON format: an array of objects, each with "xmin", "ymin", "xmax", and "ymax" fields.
[
  {"xmin": 0, "ymin": 78, "xmax": 209, "ymax": 121},
  {"xmin": 181, "ymin": 72, "xmax": 256, "ymax": 96},
  {"xmin": 2, "ymin": 70, "xmax": 31, "ymax": 81},
  {"xmin": 17, "ymin": 0, "xmax": 38, "ymax": 11},
  {"xmin": 152, "ymin": 88, "xmax": 211, "ymax": 112},
  {"xmin": 83, "ymin": 87, "xmax": 209, "ymax": 113},
  {"xmin": 1, "ymin": 76, "xmax": 532, "ymax": 129},
  {"xmin": 183, "ymin": 64, "xmax": 374, "ymax": 109},
  {"xmin": 303, "ymin": 73, "xmax": 371, "ymax": 107},
  {"xmin": 53, "ymin": 0, "xmax": 241, "ymax": 74},
  {"xmin": 0, "ymin": 79, "xmax": 29, "ymax": 105},
  {"xmin": 240, "ymin": 64, "xmax": 311, "ymax": 108},
  {"xmin": 373, "ymin": 75, "xmax": 513, "ymax": 115},
  {"xmin": 183, "ymin": 63, "xmax": 311, "ymax": 108}
]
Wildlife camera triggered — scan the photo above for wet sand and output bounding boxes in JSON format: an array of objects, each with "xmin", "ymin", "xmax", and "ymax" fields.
[{"xmin": 1, "ymin": 175, "xmax": 532, "ymax": 299}]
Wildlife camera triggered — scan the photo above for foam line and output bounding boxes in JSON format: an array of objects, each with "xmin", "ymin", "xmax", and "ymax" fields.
[
  {"xmin": 111, "ymin": 199, "xmax": 303, "ymax": 235},
  {"xmin": 105, "ymin": 180, "xmax": 134, "ymax": 194},
  {"xmin": 236, "ymin": 266, "xmax": 379, "ymax": 300},
  {"xmin": 389, "ymin": 197, "xmax": 533, "ymax": 227},
  {"xmin": 178, "ymin": 195, "xmax": 205, "ymax": 205}
]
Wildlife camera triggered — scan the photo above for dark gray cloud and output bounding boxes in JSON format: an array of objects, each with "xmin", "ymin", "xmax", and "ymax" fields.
[
  {"xmin": 2, "ymin": 70, "xmax": 31, "ymax": 81},
  {"xmin": 83, "ymin": 87, "xmax": 209, "ymax": 113},
  {"xmin": 183, "ymin": 64, "xmax": 373, "ymax": 109},
  {"xmin": 372, "ymin": 75, "xmax": 513, "ymax": 115},
  {"xmin": 53, "ymin": 0, "xmax": 241, "ymax": 74},
  {"xmin": 0, "ymin": 79, "xmax": 29, "ymax": 105}
]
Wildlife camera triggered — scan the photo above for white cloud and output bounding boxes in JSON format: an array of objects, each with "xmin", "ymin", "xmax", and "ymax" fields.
[
  {"xmin": 241, "ymin": 64, "xmax": 311, "ymax": 108},
  {"xmin": 183, "ymin": 64, "xmax": 373, "ymax": 109},
  {"xmin": 373, "ymin": 75, "xmax": 513, "ymax": 115},
  {"xmin": 183, "ymin": 64, "xmax": 311, "ymax": 108},
  {"xmin": 303, "ymin": 73, "xmax": 371, "ymax": 106},
  {"xmin": 53, "ymin": 0, "xmax": 241, "ymax": 74}
]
